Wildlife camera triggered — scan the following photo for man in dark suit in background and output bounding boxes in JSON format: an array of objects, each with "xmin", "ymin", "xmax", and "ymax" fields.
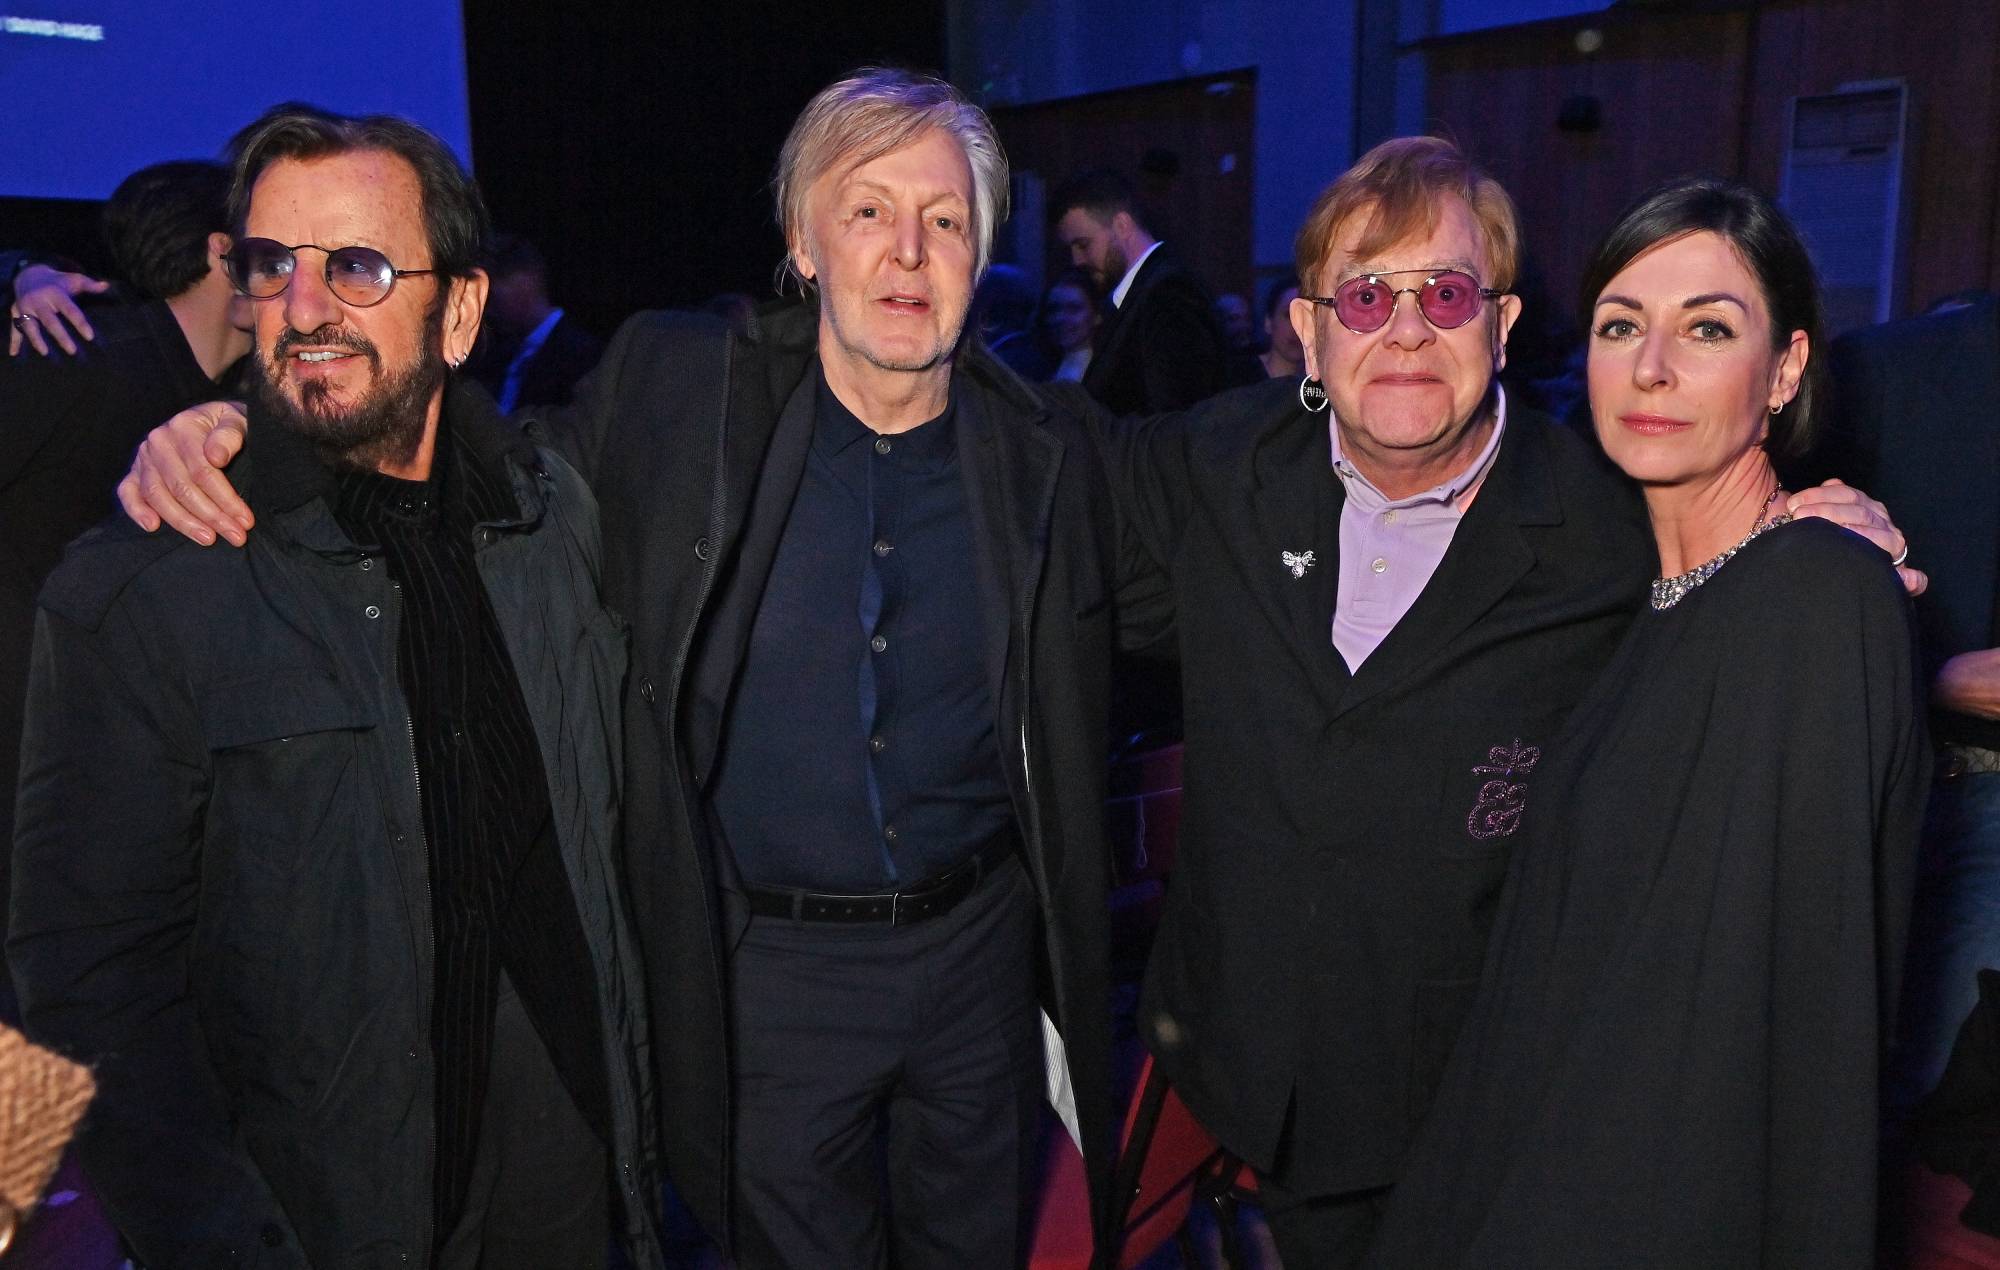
[
  {"xmin": 1811, "ymin": 292, "xmax": 2000, "ymax": 1117},
  {"xmin": 1054, "ymin": 168, "xmax": 1240, "ymax": 415},
  {"xmin": 468, "ymin": 232, "xmax": 602, "ymax": 411}
]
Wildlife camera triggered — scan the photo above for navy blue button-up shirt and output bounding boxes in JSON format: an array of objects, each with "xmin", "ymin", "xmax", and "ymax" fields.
[{"xmin": 709, "ymin": 373, "xmax": 1013, "ymax": 891}]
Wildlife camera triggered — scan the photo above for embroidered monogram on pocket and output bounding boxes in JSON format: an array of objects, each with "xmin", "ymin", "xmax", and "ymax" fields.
[{"xmin": 1466, "ymin": 739, "xmax": 1541, "ymax": 841}]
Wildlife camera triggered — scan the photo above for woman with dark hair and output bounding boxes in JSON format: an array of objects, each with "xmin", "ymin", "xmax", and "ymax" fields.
[{"xmin": 1368, "ymin": 178, "xmax": 1930, "ymax": 1268}]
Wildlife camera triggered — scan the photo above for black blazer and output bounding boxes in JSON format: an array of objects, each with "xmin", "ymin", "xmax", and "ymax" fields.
[
  {"xmin": 1083, "ymin": 245, "xmax": 1238, "ymax": 416},
  {"xmin": 1088, "ymin": 379, "xmax": 1655, "ymax": 1194},
  {"xmin": 1815, "ymin": 297, "xmax": 2000, "ymax": 745},
  {"xmin": 525, "ymin": 301, "xmax": 1136, "ymax": 1252}
]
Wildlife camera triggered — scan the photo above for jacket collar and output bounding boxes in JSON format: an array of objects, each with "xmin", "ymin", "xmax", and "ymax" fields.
[
  {"xmin": 722, "ymin": 298, "xmax": 1063, "ymax": 740},
  {"xmin": 242, "ymin": 377, "xmax": 544, "ymax": 553},
  {"xmin": 1243, "ymin": 387, "xmax": 1564, "ymax": 718},
  {"xmin": 1331, "ymin": 401, "xmax": 1562, "ymax": 719}
]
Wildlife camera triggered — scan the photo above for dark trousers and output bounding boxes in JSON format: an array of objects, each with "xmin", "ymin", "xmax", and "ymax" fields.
[
  {"xmin": 1256, "ymin": 1172, "xmax": 1392, "ymax": 1270},
  {"xmin": 729, "ymin": 855, "xmax": 1042, "ymax": 1269},
  {"xmin": 438, "ymin": 971, "xmax": 609, "ymax": 1269}
]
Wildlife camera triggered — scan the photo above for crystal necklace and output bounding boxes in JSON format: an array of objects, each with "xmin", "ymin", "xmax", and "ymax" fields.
[{"xmin": 1649, "ymin": 486, "xmax": 1792, "ymax": 611}]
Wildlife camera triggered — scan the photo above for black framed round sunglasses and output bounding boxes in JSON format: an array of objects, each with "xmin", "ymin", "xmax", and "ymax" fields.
[{"xmin": 223, "ymin": 238, "xmax": 437, "ymax": 308}]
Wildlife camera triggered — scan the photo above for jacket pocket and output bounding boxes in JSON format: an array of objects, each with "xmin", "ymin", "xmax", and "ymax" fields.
[
  {"xmin": 196, "ymin": 670, "xmax": 376, "ymax": 750},
  {"xmin": 199, "ymin": 670, "xmax": 377, "ymax": 855}
]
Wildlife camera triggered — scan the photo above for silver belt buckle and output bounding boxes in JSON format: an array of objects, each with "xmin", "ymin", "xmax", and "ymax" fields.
[{"xmin": 1941, "ymin": 744, "xmax": 2000, "ymax": 778}]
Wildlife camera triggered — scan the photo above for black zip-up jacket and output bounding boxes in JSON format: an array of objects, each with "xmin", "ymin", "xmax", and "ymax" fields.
[{"xmin": 10, "ymin": 382, "xmax": 663, "ymax": 1268}]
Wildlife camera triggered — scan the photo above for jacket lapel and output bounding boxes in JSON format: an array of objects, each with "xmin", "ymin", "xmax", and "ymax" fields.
[
  {"xmin": 682, "ymin": 322, "xmax": 817, "ymax": 788},
  {"xmin": 1330, "ymin": 416, "xmax": 1555, "ymax": 721},
  {"xmin": 1247, "ymin": 411, "xmax": 1350, "ymax": 709},
  {"xmin": 1083, "ymin": 249, "xmax": 1164, "ymax": 398},
  {"xmin": 958, "ymin": 366, "xmax": 1062, "ymax": 741}
]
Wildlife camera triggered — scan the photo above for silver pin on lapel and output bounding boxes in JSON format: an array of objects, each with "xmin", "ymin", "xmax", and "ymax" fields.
[{"xmin": 1282, "ymin": 550, "xmax": 1316, "ymax": 579}]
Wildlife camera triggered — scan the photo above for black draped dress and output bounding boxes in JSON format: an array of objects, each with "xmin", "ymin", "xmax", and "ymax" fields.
[{"xmin": 1370, "ymin": 517, "xmax": 1929, "ymax": 1268}]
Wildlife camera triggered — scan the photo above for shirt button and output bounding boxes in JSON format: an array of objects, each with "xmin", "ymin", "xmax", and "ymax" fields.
[
  {"xmin": 1383, "ymin": 510, "xmax": 1398, "ymax": 524},
  {"xmin": 694, "ymin": 536, "xmax": 712, "ymax": 561},
  {"xmin": 870, "ymin": 735, "xmax": 887, "ymax": 753},
  {"xmin": 883, "ymin": 825, "xmax": 899, "ymax": 843},
  {"xmin": 873, "ymin": 539, "xmax": 893, "ymax": 557},
  {"xmin": 874, "ymin": 437, "xmax": 892, "ymax": 455},
  {"xmin": 639, "ymin": 677, "xmax": 656, "ymax": 704},
  {"xmin": 476, "ymin": 527, "xmax": 497, "ymax": 547},
  {"xmin": 359, "ymin": 557, "xmax": 374, "ymax": 571},
  {"xmin": 1370, "ymin": 557, "xmax": 1388, "ymax": 574},
  {"xmin": 870, "ymin": 634, "xmax": 888, "ymax": 653},
  {"xmin": 364, "ymin": 604, "xmax": 382, "ymax": 619}
]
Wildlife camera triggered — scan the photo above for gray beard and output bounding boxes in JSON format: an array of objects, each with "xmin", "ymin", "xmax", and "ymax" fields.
[{"xmin": 251, "ymin": 313, "xmax": 448, "ymax": 473}]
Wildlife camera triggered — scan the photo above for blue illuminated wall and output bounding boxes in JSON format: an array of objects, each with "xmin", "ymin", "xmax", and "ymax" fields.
[{"xmin": 0, "ymin": 0, "xmax": 471, "ymax": 200}]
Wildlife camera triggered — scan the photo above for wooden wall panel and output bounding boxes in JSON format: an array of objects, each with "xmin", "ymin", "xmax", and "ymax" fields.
[
  {"xmin": 990, "ymin": 70, "xmax": 1257, "ymax": 305},
  {"xmin": 1741, "ymin": 0, "xmax": 2000, "ymax": 313},
  {"xmin": 1420, "ymin": 0, "xmax": 2000, "ymax": 331},
  {"xmin": 1422, "ymin": 11, "xmax": 1750, "ymax": 334}
]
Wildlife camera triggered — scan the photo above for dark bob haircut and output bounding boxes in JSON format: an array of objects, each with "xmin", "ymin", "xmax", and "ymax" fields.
[
  {"xmin": 1578, "ymin": 177, "xmax": 1826, "ymax": 459},
  {"xmin": 226, "ymin": 102, "xmax": 489, "ymax": 282},
  {"xmin": 102, "ymin": 160, "xmax": 230, "ymax": 301}
]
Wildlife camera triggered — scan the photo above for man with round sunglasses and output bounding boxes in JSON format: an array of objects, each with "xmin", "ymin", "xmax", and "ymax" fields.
[
  {"xmin": 10, "ymin": 105, "xmax": 664, "ymax": 1268},
  {"xmin": 1065, "ymin": 135, "xmax": 1917, "ymax": 1267}
]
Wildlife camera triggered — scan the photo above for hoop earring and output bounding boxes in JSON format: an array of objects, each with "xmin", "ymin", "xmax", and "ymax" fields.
[
  {"xmin": 1299, "ymin": 375, "xmax": 1329, "ymax": 414},
  {"xmin": 1769, "ymin": 402, "xmax": 1782, "ymax": 416}
]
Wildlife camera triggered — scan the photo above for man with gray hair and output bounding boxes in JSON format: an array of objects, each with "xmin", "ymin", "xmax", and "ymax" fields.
[{"xmin": 119, "ymin": 69, "xmax": 1136, "ymax": 1267}]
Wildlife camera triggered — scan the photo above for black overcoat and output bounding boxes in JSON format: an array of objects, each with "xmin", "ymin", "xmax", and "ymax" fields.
[
  {"xmin": 525, "ymin": 301, "xmax": 1132, "ymax": 1251},
  {"xmin": 1088, "ymin": 377, "xmax": 1656, "ymax": 1195}
]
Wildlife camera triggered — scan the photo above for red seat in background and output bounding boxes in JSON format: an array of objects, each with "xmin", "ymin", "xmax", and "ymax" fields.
[
  {"xmin": 1901, "ymin": 1165, "xmax": 2000, "ymax": 1270},
  {"xmin": 1029, "ymin": 1053, "xmax": 1226, "ymax": 1269}
]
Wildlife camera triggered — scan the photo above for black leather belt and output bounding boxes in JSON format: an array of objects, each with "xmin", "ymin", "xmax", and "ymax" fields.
[{"xmin": 745, "ymin": 828, "xmax": 1018, "ymax": 925}]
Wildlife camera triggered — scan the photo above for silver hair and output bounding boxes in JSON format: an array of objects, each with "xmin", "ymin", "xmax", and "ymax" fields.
[{"xmin": 773, "ymin": 68, "xmax": 1009, "ymax": 292}]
